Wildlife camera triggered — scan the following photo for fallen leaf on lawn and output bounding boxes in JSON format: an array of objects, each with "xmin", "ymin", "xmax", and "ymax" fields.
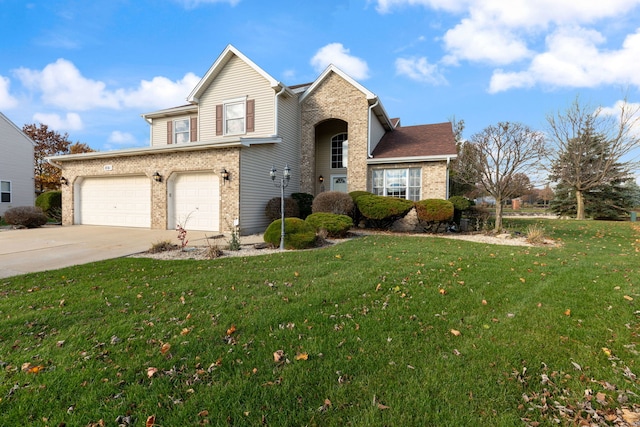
[
  {"xmin": 335, "ymin": 254, "xmax": 342, "ymax": 259},
  {"xmin": 624, "ymin": 295, "xmax": 634, "ymax": 301},
  {"xmin": 519, "ymin": 278, "xmax": 526, "ymax": 283},
  {"xmin": 375, "ymin": 283, "xmax": 381, "ymax": 291},
  {"xmin": 146, "ymin": 415, "xmax": 156, "ymax": 427},
  {"xmin": 295, "ymin": 352, "xmax": 308, "ymax": 361},
  {"xmin": 180, "ymin": 328, "xmax": 191, "ymax": 336},
  {"xmin": 453, "ymin": 349, "xmax": 461, "ymax": 356},
  {"xmin": 180, "ymin": 296, "xmax": 185, "ymax": 304},
  {"xmin": 621, "ymin": 409, "xmax": 640, "ymax": 423},
  {"xmin": 273, "ymin": 350, "xmax": 284, "ymax": 362},
  {"xmin": 450, "ymin": 329, "xmax": 461, "ymax": 337},
  {"xmin": 197, "ymin": 410, "xmax": 209, "ymax": 417},
  {"xmin": 28, "ymin": 365, "xmax": 44, "ymax": 374},
  {"xmin": 226, "ymin": 324, "xmax": 237, "ymax": 335},
  {"xmin": 56, "ymin": 340, "xmax": 65, "ymax": 347},
  {"xmin": 571, "ymin": 361, "xmax": 582, "ymax": 371},
  {"xmin": 596, "ymin": 392, "xmax": 607, "ymax": 405},
  {"xmin": 146, "ymin": 367, "xmax": 158, "ymax": 378},
  {"xmin": 564, "ymin": 309, "xmax": 571, "ymax": 316},
  {"xmin": 160, "ymin": 342, "xmax": 171, "ymax": 354},
  {"xmin": 439, "ymin": 288, "xmax": 447, "ymax": 295},
  {"xmin": 59, "ymin": 299, "xmax": 65, "ymax": 307},
  {"xmin": 318, "ymin": 398, "xmax": 332, "ymax": 412},
  {"xmin": 377, "ymin": 402, "xmax": 390, "ymax": 410},
  {"xmin": 481, "ymin": 299, "xmax": 487, "ymax": 305},
  {"xmin": 602, "ymin": 347, "xmax": 612, "ymax": 357}
]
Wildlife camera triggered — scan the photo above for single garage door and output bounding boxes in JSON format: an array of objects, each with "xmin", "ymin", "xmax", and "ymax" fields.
[
  {"xmin": 169, "ymin": 172, "xmax": 219, "ymax": 231},
  {"xmin": 77, "ymin": 176, "xmax": 151, "ymax": 227}
]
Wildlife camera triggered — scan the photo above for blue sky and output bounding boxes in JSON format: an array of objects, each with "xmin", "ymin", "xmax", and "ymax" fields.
[{"xmin": 2, "ymin": 0, "xmax": 640, "ymax": 160}]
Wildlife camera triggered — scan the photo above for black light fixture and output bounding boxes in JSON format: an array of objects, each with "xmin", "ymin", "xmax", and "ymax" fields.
[
  {"xmin": 152, "ymin": 172, "xmax": 162, "ymax": 183},
  {"xmin": 318, "ymin": 175, "xmax": 324, "ymax": 183},
  {"xmin": 221, "ymin": 168, "xmax": 230, "ymax": 184},
  {"xmin": 60, "ymin": 176, "xmax": 68, "ymax": 186}
]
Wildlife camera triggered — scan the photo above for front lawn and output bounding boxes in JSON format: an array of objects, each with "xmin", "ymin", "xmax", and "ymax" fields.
[{"xmin": 0, "ymin": 219, "xmax": 638, "ymax": 426}]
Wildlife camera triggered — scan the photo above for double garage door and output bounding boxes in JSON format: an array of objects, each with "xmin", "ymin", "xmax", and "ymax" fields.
[{"xmin": 77, "ymin": 173, "xmax": 219, "ymax": 231}]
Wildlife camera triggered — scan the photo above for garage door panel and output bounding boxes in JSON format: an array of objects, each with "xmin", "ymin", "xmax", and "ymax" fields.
[
  {"xmin": 78, "ymin": 176, "xmax": 151, "ymax": 228},
  {"xmin": 170, "ymin": 173, "xmax": 219, "ymax": 232}
]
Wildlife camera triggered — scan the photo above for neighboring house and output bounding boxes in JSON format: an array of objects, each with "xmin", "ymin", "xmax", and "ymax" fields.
[
  {"xmin": 0, "ymin": 112, "xmax": 34, "ymax": 216},
  {"xmin": 48, "ymin": 45, "xmax": 457, "ymax": 235}
]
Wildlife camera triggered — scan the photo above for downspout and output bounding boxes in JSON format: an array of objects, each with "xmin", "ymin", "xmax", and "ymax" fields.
[
  {"xmin": 446, "ymin": 156, "xmax": 451, "ymax": 199},
  {"xmin": 367, "ymin": 99, "xmax": 379, "ymax": 158},
  {"xmin": 273, "ymin": 86, "xmax": 286, "ymax": 137}
]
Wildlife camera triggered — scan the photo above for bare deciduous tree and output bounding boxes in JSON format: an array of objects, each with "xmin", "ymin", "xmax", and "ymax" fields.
[
  {"xmin": 454, "ymin": 122, "xmax": 546, "ymax": 231},
  {"xmin": 546, "ymin": 97, "xmax": 640, "ymax": 220}
]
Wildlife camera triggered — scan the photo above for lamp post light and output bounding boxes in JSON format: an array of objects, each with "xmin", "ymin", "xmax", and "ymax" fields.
[{"xmin": 270, "ymin": 164, "xmax": 291, "ymax": 251}]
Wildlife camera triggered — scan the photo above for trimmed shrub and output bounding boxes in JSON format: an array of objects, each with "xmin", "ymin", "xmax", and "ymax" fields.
[
  {"xmin": 4, "ymin": 206, "xmax": 48, "ymax": 228},
  {"xmin": 305, "ymin": 212, "xmax": 353, "ymax": 238},
  {"xmin": 264, "ymin": 218, "xmax": 317, "ymax": 250},
  {"xmin": 264, "ymin": 197, "xmax": 300, "ymax": 222},
  {"xmin": 415, "ymin": 199, "xmax": 454, "ymax": 232},
  {"xmin": 355, "ymin": 194, "xmax": 414, "ymax": 229},
  {"xmin": 36, "ymin": 191, "xmax": 62, "ymax": 220},
  {"xmin": 291, "ymin": 192, "xmax": 314, "ymax": 220},
  {"xmin": 349, "ymin": 191, "xmax": 372, "ymax": 204},
  {"xmin": 312, "ymin": 191, "xmax": 355, "ymax": 217},
  {"xmin": 448, "ymin": 195, "xmax": 472, "ymax": 226}
]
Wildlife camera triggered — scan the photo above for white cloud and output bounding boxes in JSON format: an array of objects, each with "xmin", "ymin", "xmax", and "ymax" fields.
[
  {"xmin": 311, "ymin": 43, "xmax": 370, "ymax": 80},
  {"xmin": 108, "ymin": 130, "xmax": 136, "ymax": 145},
  {"xmin": 489, "ymin": 27, "xmax": 640, "ymax": 93},
  {"xmin": 13, "ymin": 59, "xmax": 200, "ymax": 111},
  {"xmin": 395, "ymin": 57, "xmax": 447, "ymax": 85},
  {"xmin": 0, "ymin": 75, "xmax": 18, "ymax": 109},
  {"xmin": 32, "ymin": 112, "xmax": 83, "ymax": 131}
]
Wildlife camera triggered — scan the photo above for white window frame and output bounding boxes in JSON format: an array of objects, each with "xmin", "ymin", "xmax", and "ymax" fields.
[
  {"xmin": 173, "ymin": 118, "xmax": 190, "ymax": 144},
  {"xmin": 0, "ymin": 180, "xmax": 11, "ymax": 203},
  {"xmin": 330, "ymin": 133, "xmax": 348, "ymax": 169},
  {"xmin": 224, "ymin": 97, "xmax": 246, "ymax": 135},
  {"xmin": 372, "ymin": 168, "xmax": 421, "ymax": 201}
]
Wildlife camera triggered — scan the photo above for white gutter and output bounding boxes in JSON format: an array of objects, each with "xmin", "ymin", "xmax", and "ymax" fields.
[
  {"xmin": 46, "ymin": 157, "xmax": 65, "ymax": 170},
  {"xmin": 367, "ymin": 153, "xmax": 457, "ymax": 164},
  {"xmin": 273, "ymin": 85, "xmax": 286, "ymax": 136},
  {"xmin": 367, "ymin": 99, "xmax": 379, "ymax": 158}
]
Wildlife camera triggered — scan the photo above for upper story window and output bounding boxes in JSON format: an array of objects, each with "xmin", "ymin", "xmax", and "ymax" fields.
[
  {"xmin": 372, "ymin": 168, "xmax": 421, "ymax": 201},
  {"xmin": 216, "ymin": 98, "xmax": 254, "ymax": 136},
  {"xmin": 331, "ymin": 133, "xmax": 348, "ymax": 169},
  {"xmin": 173, "ymin": 119, "xmax": 190, "ymax": 143},
  {"xmin": 1, "ymin": 181, "xmax": 11, "ymax": 203}
]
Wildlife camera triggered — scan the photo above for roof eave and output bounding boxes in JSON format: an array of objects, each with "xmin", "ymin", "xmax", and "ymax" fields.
[{"xmin": 367, "ymin": 154, "xmax": 457, "ymax": 164}]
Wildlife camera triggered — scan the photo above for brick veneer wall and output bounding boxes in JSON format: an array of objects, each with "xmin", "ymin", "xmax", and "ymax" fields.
[
  {"xmin": 300, "ymin": 73, "xmax": 370, "ymax": 194},
  {"xmin": 57, "ymin": 147, "xmax": 240, "ymax": 230}
]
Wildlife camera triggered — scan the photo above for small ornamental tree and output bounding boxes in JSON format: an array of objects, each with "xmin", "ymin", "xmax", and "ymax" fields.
[
  {"xmin": 291, "ymin": 193, "xmax": 314, "ymax": 220},
  {"xmin": 448, "ymin": 195, "xmax": 472, "ymax": 226}
]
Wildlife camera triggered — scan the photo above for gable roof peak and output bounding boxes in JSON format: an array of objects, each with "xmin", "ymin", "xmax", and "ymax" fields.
[
  {"xmin": 187, "ymin": 44, "xmax": 284, "ymax": 103},
  {"xmin": 299, "ymin": 64, "xmax": 375, "ymax": 103}
]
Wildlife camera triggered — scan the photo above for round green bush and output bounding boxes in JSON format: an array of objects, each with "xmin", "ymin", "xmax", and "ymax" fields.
[
  {"xmin": 355, "ymin": 194, "xmax": 414, "ymax": 220},
  {"xmin": 305, "ymin": 212, "xmax": 353, "ymax": 237},
  {"xmin": 264, "ymin": 218, "xmax": 317, "ymax": 249},
  {"xmin": 414, "ymin": 199, "xmax": 454, "ymax": 222},
  {"xmin": 36, "ymin": 190, "xmax": 62, "ymax": 219}
]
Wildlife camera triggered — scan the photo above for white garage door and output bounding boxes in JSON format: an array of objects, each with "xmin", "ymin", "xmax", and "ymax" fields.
[
  {"xmin": 169, "ymin": 172, "xmax": 219, "ymax": 231},
  {"xmin": 78, "ymin": 176, "xmax": 151, "ymax": 227}
]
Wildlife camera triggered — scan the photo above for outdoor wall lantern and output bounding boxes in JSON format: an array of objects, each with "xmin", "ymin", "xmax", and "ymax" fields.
[
  {"xmin": 152, "ymin": 172, "xmax": 162, "ymax": 183},
  {"xmin": 221, "ymin": 168, "xmax": 230, "ymax": 184},
  {"xmin": 270, "ymin": 164, "xmax": 291, "ymax": 251},
  {"xmin": 318, "ymin": 175, "xmax": 324, "ymax": 183},
  {"xmin": 60, "ymin": 177, "xmax": 68, "ymax": 186}
]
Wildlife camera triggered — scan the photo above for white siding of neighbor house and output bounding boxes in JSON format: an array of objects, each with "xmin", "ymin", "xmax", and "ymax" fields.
[
  {"xmin": 150, "ymin": 114, "xmax": 197, "ymax": 147},
  {"xmin": 0, "ymin": 113, "xmax": 34, "ymax": 215},
  {"xmin": 368, "ymin": 114, "xmax": 386, "ymax": 154},
  {"xmin": 199, "ymin": 56, "xmax": 275, "ymax": 142},
  {"xmin": 238, "ymin": 92, "xmax": 301, "ymax": 234}
]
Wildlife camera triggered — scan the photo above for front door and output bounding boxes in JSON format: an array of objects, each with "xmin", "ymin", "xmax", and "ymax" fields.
[{"xmin": 331, "ymin": 175, "xmax": 348, "ymax": 192}]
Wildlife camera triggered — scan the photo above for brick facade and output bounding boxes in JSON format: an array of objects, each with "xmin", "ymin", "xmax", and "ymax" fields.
[
  {"xmin": 300, "ymin": 73, "xmax": 370, "ymax": 194},
  {"xmin": 58, "ymin": 148, "xmax": 239, "ymax": 231}
]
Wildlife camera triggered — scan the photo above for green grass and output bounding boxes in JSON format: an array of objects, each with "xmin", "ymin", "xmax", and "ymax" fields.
[{"xmin": 0, "ymin": 219, "xmax": 638, "ymax": 426}]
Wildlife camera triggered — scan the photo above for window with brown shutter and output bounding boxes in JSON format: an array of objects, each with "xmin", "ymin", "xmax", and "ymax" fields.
[
  {"xmin": 190, "ymin": 117, "xmax": 197, "ymax": 142},
  {"xmin": 246, "ymin": 99, "xmax": 255, "ymax": 133},
  {"xmin": 216, "ymin": 104, "xmax": 223, "ymax": 136},
  {"xmin": 167, "ymin": 121, "xmax": 173, "ymax": 144}
]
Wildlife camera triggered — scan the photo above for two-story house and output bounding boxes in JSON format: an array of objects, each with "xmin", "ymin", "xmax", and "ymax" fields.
[
  {"xmin": 48, "ymin": 45, "xmax": 457, "ymax": 235},
  {"xmin": 0, "ymin": 112, "xmax": 34, "ymax": 216}
]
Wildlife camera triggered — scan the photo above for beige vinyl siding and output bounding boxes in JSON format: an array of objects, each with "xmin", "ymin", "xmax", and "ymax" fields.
[
  {"xmin": 150, "ymin": 115, "xmax": 197, "ymax": 147},
  {"xmin": 368, "ymin": 114, "xmax": 386, "ymax": 154},
  {"xmin": 0, "ymin": 114, "xmax": 34, "ymax": 214},
  {"xmin": 199, "ymin": 56, "xmax": 275, "ymax": 142},
  {"xmin": 238, "ymin": 93, "xmax": 300, "ymax": 234}
]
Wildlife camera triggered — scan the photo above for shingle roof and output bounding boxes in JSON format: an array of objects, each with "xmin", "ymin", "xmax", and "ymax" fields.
[{"xmin": 371, "ymin": 122, "xmax": 457, "ymax": 159}]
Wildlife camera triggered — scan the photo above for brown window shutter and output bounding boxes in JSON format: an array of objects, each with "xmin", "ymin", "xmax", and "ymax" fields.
[
  {"xmin": 167, "ymin": 121, "xmax": 173, "ymax": 144},
  {"xmin": 216, "ymin": 104, "xmax": 223, "ymax": 136},
  {"xmin": 190, "ymin": 117, "xmax": 197, "ymax": 142},
  {"xmin": 246, "ymin": 99, "xmax": 255, "ymax": 133}
]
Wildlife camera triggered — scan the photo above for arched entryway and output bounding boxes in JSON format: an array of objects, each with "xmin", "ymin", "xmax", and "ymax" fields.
[{"xmin": 314, "ymin": 119, "xmax": 348, "ymax": 195}]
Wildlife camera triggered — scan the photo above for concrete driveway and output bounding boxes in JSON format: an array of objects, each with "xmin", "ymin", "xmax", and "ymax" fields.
[{"xmin": 0, "ymin": 225, "xmax": 212, "ymax": 279}]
